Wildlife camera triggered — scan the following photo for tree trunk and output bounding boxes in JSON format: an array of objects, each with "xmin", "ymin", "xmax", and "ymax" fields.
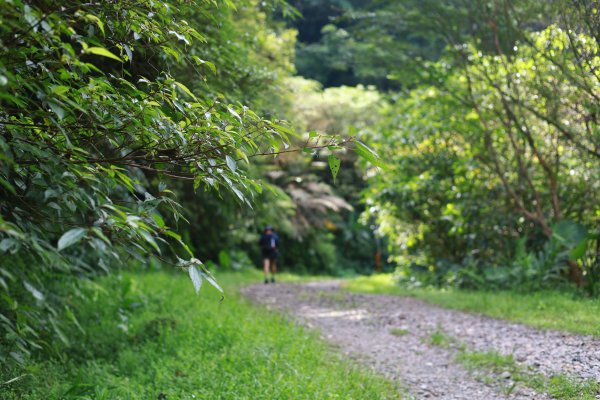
[{"xmin": 567, "ymin": 260, "xmax": 585, "ymax": 288}]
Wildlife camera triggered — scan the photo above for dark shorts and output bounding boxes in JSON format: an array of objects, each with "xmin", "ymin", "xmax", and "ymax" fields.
[{"xmin": 262, "ymin": 249, "xmax": 278, "ymax": 260}]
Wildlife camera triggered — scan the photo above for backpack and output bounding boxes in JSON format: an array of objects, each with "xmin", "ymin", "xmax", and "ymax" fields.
[{"xmin": 260, "ymin": 233, "xmax": 274, "ymax": 251}]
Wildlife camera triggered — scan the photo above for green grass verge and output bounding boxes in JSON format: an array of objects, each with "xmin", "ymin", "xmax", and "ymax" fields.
[
  {"xmin": 2, "ymin": 268, "xmax": 399, "ymax": 399},
  {"xmin": 343, "ymin": 274, "xmax": 600, "ymax": 337}
]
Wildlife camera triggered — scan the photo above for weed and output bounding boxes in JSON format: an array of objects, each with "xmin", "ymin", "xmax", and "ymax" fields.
[
  {"xmin": 427, "ymin": 327, "xmax": 459, "ymax": 349},
  {"xmin": 457, "ymin": 350, "xmax": 515, "ymax": 371},
  {"xmin": 390, "ymin": 328, "xmax": 409, "ymax": 337}
]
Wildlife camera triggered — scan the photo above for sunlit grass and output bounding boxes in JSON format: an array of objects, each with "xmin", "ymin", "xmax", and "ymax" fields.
[
  {"xmin": 275, "ymin": 272, "xmax": 332, "ymax": 283},
  {"xmin": 344, "ymin": 273, "xmax": 600, "ymax": 337},
  {"xmin": 2, "ymin": 268, "xmax": 400, "ymax": 399},
  {"xmin": 389, "ymin": 328, "xmax": 409, "ymax": 337}
]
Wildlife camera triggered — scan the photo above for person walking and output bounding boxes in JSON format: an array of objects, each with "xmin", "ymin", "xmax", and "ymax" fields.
[{"xmin": 259, "ymin": 225, "xmax": 279, "ymax": 284}]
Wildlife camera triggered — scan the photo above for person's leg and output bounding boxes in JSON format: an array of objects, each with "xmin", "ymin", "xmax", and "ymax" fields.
[
  {"xmin": 270, "ymin": 258, "xmax": 277, "ymax": 283},
  {"xmin": 271, "ymin": 259, "xmax": 277, "ymax": 274},
  {"xmin": 263, "ymin": 258, "xmax": 270, "ymax": 283}
]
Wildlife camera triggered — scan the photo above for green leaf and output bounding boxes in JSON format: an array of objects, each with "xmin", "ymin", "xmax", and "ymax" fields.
[
  {"xmin": 164, "ymin": 230, "xmax": 181, "ymax": 241},
  {"xmin": 85, "ymin": 47, "xmax": 123, "ymax": 62},
  {"xmin": 231, "ymin": 185, "xmax": 245, "ymax": 203},
  {"xmin": 188, "ymin": 264, "xmax": 203, "ymax": 294},
  {"xmin": 569, "ymin": 238, "xmax": 588, "ymax": 260},
  {"xmin": 174, "ymin": 81, "xmax": 197, "ymax": 100},
  {"xmin": 328, "ymin": 155, "xmax": 341, "ymax": 184},
  {"xmin": 552, "ymin": 220, "xmax": 589, "ymax": 260},
  {"xmin": 225, "ymin": 155, "xmax": 237, "ymax": 173},
  {"xmin": 140, "ymin": 230, "xmax": 160, "ymax": 254},
  {"xmin": 48, "ymin": 101, "xmax": 65, "ymax": 120},
  {"xmin": 204, "ymin": 60, "xmax": 217, "ymax": 74},
  {"xmin": 181, "ymin": 242, "xmax": 194, "ymax": 258},
  {"xmin": 91, "ymin": 227, "xmax": 111, "ymax": 244},
  {"xmin": 354, "ymin": 140, "xmax": 382, "ymax": 167},
  {"xmin": 51, "ymin": 85, "xmax": 70, "ymax": 95},
  {"xmin": 65, "ymin": 306, "xmax": 85, "ymax": 334},
  {"xmin": 271, "ymin": 122, "xmax": 296, "ymax": 137},
  {"xmin": 24, "ymin": 281, "xmax": 44, "ymax": 301},
  {"xmin": 192, "ymin": 57, "xmax": 217, "ymax": 74},
  {"xmin": 57, "ymin": 228, "xmax": 87, "ymax": 251},
  {"xmin": 0, "ymin": 176, "xmax": 16, "ymax": 195},
  {"xmin": 85, "ymin": 14, "xmax": 105, "ymax": 35},
  {"xmin": 152, "ymin": 213, "xmax": 165, "ymax": 229},
  {"xmin": 50, "ymin": 317, "xmax": 69, "ymax": 346},
  {"xmin": 204, "ymin": 273, "xmax": 225, "ymax": 300},
  {"xmin": 227, "ymin": 107, "xmax": 242, "ymax": 123},
  {"xmin": 123, "ymin": 43, "xmax": 133, "ymax": 62},
  {"xmin": 552, "ymin": 220, "xmax": 587, "ymax": 247}
]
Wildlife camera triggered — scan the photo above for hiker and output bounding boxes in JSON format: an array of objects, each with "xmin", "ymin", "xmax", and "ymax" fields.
[{"xmin": 259, "ymin": 225, "xmax": 279, "ymax": 284}]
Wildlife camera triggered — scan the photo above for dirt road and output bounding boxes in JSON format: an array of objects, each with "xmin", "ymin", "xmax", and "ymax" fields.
[{"xmin": 241, "ymin": 281, "xmax": 600, "ymax": 399}]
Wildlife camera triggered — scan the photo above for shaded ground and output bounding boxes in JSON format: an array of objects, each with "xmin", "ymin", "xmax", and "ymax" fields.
[{"xmin": 241, "ymin": 281, "xmax": 600, "ymax": 399}]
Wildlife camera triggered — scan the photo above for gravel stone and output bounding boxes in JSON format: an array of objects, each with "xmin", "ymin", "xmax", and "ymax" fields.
[{"xmin": 241, "ymin": 281, "xmax": 600, "ymax": 399}]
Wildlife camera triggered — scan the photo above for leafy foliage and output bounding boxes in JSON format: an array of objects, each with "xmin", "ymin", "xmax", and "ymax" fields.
[
  {"xmin": 0, "ymin": 0, "xmax": 388, "ymax": 367},
  {"xmin": 0, "ymin": 0, "xmax": 298, "ymax": 365},
  {"xmin": 360, "ymin": 3, "xmax": 599, "ymax": 291}
]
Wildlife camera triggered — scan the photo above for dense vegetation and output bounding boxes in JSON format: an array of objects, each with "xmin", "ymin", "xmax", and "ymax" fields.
[
  {"xmin": 287, "ymin": 0, "xmax": 598, "ymax": 292},
  {"xmin": 1, "ymin": 0, "xmax": 599, "ymax": 396},
  {"xmin": 361, "ymin": 4, "xmax": 599, "ymax": 293}
]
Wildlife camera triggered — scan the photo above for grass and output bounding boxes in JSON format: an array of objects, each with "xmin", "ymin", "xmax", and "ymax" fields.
[
  {"xmin": 275, "ymin": 272, "xmax": 332, "ymax": 283},
  {"xmin": 343, "ymin": 273, "xmax": 600, "ymax": 337},
  {"xmin": 1, "ymin": 268, "xmax": 400, "ymax": 399},
  {"xmin": 389, "ymin": 328, "xmax": 409, "ymax": 337},
  {"xmin": 427, "ymin": 327, "xmax": 457, "ymax": 348}
]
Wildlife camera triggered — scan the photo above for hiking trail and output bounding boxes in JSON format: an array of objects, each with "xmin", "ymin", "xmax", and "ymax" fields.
[{"xmin": 241, "ymin": 281, "xmax": 600, "ymax": 399}]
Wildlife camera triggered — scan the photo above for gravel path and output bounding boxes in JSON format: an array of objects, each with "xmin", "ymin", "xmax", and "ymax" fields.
[{"xmin": 241, "ymin": 281, "xmax": 600, "ymax": 399}]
